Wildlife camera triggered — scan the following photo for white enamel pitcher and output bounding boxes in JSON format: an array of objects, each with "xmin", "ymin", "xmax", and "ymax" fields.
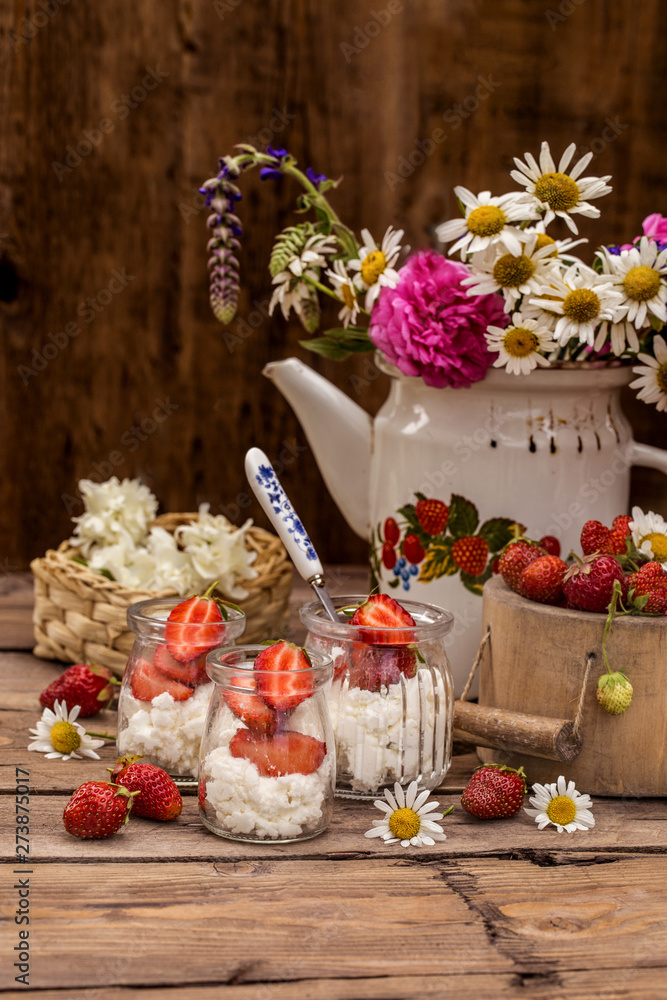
[{"xmin": 264, "ymin": 356, "xmax": 667, "ymax": 694}]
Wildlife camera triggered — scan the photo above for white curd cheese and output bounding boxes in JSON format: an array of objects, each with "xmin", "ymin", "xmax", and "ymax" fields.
[{"xmin": 117, "ymin": 682, "xmax": 214, "ymax": 777}]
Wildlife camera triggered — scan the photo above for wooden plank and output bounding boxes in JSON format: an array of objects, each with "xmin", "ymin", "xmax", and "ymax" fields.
[
  {"xmin": 3, "ymin": 968, "xmax": 667, "ymax": 999},
  {"xmin": 1, "ymin": 792, "xmax": 666, "ymax": 864},
  {"xmin": 2, "ymin": 856, "xmax": 666, "ymax": 990},
  {"xmin": 0, "ymin": 859, "xmax": 510, "ymax": 989}
]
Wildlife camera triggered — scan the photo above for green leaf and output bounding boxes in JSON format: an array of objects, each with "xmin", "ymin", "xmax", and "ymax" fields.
[
  {"xmin": 419, "ymin": 538, "xmax": 457, "ymax": 583},
  {"xmin": 300, "ymin": 337, "xmax": 353, "ymax": 360},
  {"xmin": 269, "ymin": 223, "xmax": 317, "ymax": 277},
  {"xmin": 297, "ymin": 289, "xmax": 321, "ymax": 334},
  {"xmin": 388, "ymin": 577, "xmax": 400, "ymax": 589},
  {"xmin": 70, "ymin": 555, "xmax": 88, "ymax": 567},
  {"xmin": 300, "ymin": 325, "xmax": 373, "ymax": 360},
  {"xmin": 397, "ymin": 504, "xmax": 421, "ymax": 532},
  {"xmin": 460, "ymin": 564, "xmax": 493, "ymax": 597},
  {"xmin": 477, "ymin": 517, "xmax": 517, "ymax": 553},
  {"xmin": 447, "ymin": 494, "xmax": 479, "ymax": 539}
]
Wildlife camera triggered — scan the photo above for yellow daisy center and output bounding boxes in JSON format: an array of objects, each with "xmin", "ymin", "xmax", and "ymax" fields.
[
  {"xmin": 562, "ymin": 288, "xmax": 600, "ymax": 324},
  {"xmin": 534, "ymin": 233, "xmax": 558, "ymax": 257},
  {"xmin": 656, "ymin": 362, "xmax": 667, "ymax": 395},
  {"xmin": 622, "ymin": 265, "xmax": 661, "ymax": 302},
  {"xmin": 504, "ymin": 326, "xmax": 540, "ymax": 357},
  {"xmin": 640, "ymin": 532, "xmax": 667, "ymax": 560},
  {"xmin": 360, "ymin": 250, "xmax": 387, "ymax": 286},
  {"xmin": 388, "ymin": 807, "xmax": 421, "ymax": 841},
  {"xmin": 50, "ymin": 721, "xmax": 81, "ymax": 754},
  {"xmin": 466, "ymin": 205, "xmax": 507, "ymax": 237},
  {"xmin": 534, "ymin": 172, "xmax": 580, "ymax": 212},
  {"xmin": 341, "ymin": 283, "xmax": 356, "ymax": 310},
  {"xmin": 493, "ymin": 253, "xmax": 535, "ymax": 289},
  {"xmin": 545, "ymin": 795, "xmax": 577, "ymax": 826}
]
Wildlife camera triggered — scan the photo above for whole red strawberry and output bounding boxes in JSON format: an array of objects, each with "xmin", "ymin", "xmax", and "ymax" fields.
[
  {"xmin": 580, "ymin": 520, "xmax": 611, "ymax": 556},
  {"xmin": 461, "ymin": 764, "xmax": 527, "ymax": 819},
  {"xmin": 452, "ymin": 536, "xmax": 489, "ymax": 576},
  {"xmin": 519, "ymin": 555, "xmax": 568, "ymax": 604},
  {"xmin": 498, "ymin": 539, "xmax": 546, "ymax": 593},
  {"xmin": 563, "ymin": 555, "xmax": 627, "ymax": 613},
  {"xmin": 111, "ymin": 756, "xmax": 183, "ymax": 821},
  {"xmin": 40, "ymin": 664, "xmax": 115, "ymax": 717},
  {"xmin": 539, "ymin": 535, "xmax": 561, "ymax": 557},
  {"xmin": 63, "ymin": 781, "xmax": 138, "ymax": 839},
  {"xmin": 403, "ymin": 533, "xmax": 426, "ymax": 565},
  {"xmin": 627, "ymin": 562, "xmax": 667, "ymax": 615},
  {"xmin": 416, "ymin": 498, "xmax": 449, "ymax": 536},
  {"xmin": 608, "ymin": 514, "xmax": 632, "ymax": 555}
]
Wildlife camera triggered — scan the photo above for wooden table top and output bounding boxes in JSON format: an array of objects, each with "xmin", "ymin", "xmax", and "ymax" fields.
[{"xmin": 1, "ymin": 571, "xmax": 666, "ymax": 999}]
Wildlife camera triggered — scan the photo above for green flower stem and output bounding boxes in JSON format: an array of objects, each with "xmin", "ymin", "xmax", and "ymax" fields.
[
  {"xmin": 303, "ymin": 276, "xmax": 343, "ymax": 302},
  {"xmin": 601, "ymin": 580, "xmax": 623, "ymax": 674},
  {"xmin": 85, "ymin": 731, "xmax": 114, "ymax": 740}
]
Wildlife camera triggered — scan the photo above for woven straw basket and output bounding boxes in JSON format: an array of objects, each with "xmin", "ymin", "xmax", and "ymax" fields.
[{"xmin": 30, "ymin": 513, "xmax": 293, "ymax": 677}]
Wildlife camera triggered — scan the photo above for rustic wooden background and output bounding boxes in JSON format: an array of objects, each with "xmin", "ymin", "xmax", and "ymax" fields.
[{"xmin": 1, "ymin": 0, "xmax": 666, "ymax": 569}]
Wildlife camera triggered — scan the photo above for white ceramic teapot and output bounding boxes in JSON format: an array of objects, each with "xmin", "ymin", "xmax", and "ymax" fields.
[{"xmin": 265, "ymin": 356, "xmax": 667, "ymax": 693}]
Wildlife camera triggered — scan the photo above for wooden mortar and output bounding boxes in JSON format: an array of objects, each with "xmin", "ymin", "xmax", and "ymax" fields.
[{"xmin": 474, "ymin": 576, "xmax": 667, "ymax": 796}]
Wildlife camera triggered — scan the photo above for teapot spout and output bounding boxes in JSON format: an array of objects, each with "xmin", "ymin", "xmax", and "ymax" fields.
[{"xmin": 263, "ymin": 358, "xmax": 372, "ymax": 540}]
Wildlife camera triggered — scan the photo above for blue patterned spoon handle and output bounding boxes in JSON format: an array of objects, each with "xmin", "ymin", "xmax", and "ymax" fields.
[{"xmin": 244, "ymin": 447, "xmax": 338, "ymax": 621}]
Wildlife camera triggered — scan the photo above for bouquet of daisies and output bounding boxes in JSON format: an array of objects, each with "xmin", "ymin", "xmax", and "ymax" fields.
[{"xmin": 200, "ymin": 142, "xmax": 667, "ymax": 411}]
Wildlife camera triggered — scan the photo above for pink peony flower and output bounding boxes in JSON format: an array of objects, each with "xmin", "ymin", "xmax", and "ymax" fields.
[
  {"xmin": 642, "ymin": 213, "xmax": 667, "ymax": 241},
  {"xmin": 369, "ymin": 249, "xmax": 507, "ymax": 389}
]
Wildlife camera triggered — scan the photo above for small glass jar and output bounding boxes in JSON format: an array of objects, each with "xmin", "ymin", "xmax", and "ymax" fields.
[
  {"xmin": 117, "ymin": 597, "xmax": 246, "ymax": 780},
  {"xmin": 198, "ymin": 645, "xmax": 335, "ymax": 843},
  {"xmin": 300, "ymin": 596, "xmax": 455, "ymax": 799}
]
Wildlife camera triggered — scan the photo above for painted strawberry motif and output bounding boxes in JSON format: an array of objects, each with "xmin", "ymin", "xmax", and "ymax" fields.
[
  {"xmin": 383, "ymin": 517, "xmax": 400, "ymax": 546},
  {"xmin": 382, "ymin": 542, "xmax": 397, "ymax": 570},
  {"xmin": 416, "ymin": 498, "xmax": 449, "ymax": 536},
  {"xmin": 403, "ymin": 533, "xmax": 425, "ymax": 565},
  {"xmin": 451, "ymin": 536, "xmax": 489, "ymax": 576}
]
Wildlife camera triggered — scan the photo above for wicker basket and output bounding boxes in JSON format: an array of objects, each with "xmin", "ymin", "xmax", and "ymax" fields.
[{"xmin": 30, "ymin": 513, "xmax": 293, "ymax": 677}]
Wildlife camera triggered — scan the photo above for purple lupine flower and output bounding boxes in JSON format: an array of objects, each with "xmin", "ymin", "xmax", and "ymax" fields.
[
  {"xmin": 201, "ymin": 164, "xmax": 243, "ymax": 324},
  {"xmin": 306, "ymin": 167, "xmax": 327, "ymax": 189},
  {"xmin": 260, "ymin": 147, "xmax": 290, "ymax": 181}
]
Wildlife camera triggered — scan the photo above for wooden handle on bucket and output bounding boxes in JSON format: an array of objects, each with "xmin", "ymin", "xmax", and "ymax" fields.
[{"xmin": 453, "ymin": 700, "xmax": 583, "ymax": 763}]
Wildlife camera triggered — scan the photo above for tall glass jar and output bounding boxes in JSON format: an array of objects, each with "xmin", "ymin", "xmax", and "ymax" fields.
[
  {"xmin": 117, "ymin": 597, "xmax": 246, "ymax": 779},
  {"xmin": 199, "ymin": 645, "xmax": 335, "ymax": 843},
  {"xmin": 300, "ymin": 596, "xmax": 455, "ymax": 799}
]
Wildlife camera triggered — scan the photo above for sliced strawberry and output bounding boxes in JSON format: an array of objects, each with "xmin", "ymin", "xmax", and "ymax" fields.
[
  {"xmin": 229, "ymin": 729, "xmax": 326, "ymax": 777},
  {"xmin": 350, "ymin": 593, "xmax": 416, "ymax": 644},
  {"xmin": 223, "ymin": 674, "xmax": 278, "ymax": 736},
  {"xmin": 164, "ymin": 583, "xmax": 228, "ymax": 663},
  {"xmin": 130, "ymin": 657, "xmax": 193, "ymax": 702},
  {"xmin": 347, "ymin": 644, "xmax": 418, "ymax": 691},
  {"xmin": 153, "ymin": 645, "xmax": 209, "ymax": 687},
  {"xmin": 254, "ymin": 641, "xmax": 314, "ymax": 712}
]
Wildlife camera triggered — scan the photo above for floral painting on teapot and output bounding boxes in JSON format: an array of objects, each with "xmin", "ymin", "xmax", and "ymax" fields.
[{"xmin": 370, "ymin": 492, "xmax": 523, "ymax": 595}]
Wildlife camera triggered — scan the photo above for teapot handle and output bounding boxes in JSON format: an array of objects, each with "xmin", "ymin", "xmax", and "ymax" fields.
[{"xmin": 628, "ymin": 441, "xmax": 667, "ymax": 477}]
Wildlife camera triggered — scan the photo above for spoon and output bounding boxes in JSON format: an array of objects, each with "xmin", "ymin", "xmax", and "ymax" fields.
[{"xmin": 244, "ymin": 447, "xmax": 339, "ymax": 622}]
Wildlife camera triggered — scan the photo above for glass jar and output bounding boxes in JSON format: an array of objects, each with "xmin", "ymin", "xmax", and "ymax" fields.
[
  {"xmin": 300, "ymin": 596, "xmax": 455, "ymax": 799},
  {"xmin": 198, "ymin": 645, "xmax": 335, "ymax": 843},
  {"xmin": 117, "ymin": 597, "xmax": 246, "ymax": 780}
]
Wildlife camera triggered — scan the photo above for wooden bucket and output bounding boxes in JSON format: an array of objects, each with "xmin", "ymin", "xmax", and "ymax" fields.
[{"xmin": 477, "ymin": 577, "xmax": 667, "ymax": 796}]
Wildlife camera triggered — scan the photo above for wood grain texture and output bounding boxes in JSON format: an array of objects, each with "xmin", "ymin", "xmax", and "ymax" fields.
[{"xmin": 1, "ymin": 1, "xmax": 666, "ymax": 571}]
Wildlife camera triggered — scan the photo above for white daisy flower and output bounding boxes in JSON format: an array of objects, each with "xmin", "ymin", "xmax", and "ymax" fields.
[
  {"xmin": 364, "ymin": 780, "xmax": 450, "ymax": 848},
  {"xmin": 630, "ymin": 334, "xmax": 667, "ymax": 412},
  {"xmin": 348, "ymin": 226, "xmax": 403, "ymax": 311},
  {"xmin": 529, "ymin": 262, "xmax": 624, "ymax": 347},
  {"xmin": 511, "ymin": 141, "xmax": 612, "ymax": 234},
  {"xmin": 522, "ymin": 222, "xmax": 588, "ymax": 264},
  {"xmin": 462, "ymin": 233, "xmax": 562, "ymax": 311},
  {"xmin": 524, "ymin": 775, "xmax": 595, "ymax": 833},
  {"xmin": 268, "ymin": 233, "xmax": 337, "ymax": 321},
  {"xmin": 629, "ymin": 505, "xmax": 667, "ymax": 568},
  {"xmin": 28, "ymin": 701, "xmax": 105, "ymax": 761},
  {"xmin": 486, "ymin": 312, "xmax": 557, "ymax": 375},
  {"xmin": 595, "ymin": 238, "xmax": 667, "ymax": 355},
  {"xmin": 436, "ymin": 187, "xmax": 532, "ymax": 260},
  {"xmin": 325, "ymin": 259, "xmax": 360, "ymax": 327}
]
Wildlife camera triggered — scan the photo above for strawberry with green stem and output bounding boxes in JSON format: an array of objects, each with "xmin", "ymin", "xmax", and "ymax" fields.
[{"xmin": 596, "ymin": 581, "xmax": 633, "ymax": 715}]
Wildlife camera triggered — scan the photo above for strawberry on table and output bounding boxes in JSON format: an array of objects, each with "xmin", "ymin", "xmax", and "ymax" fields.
[
  {"xmin": 223, "ymin": 673, "xmax": 278, "ymax": 735},
  {"xmin": 111, "ymin": 756, "xmax": 183, "ymax": 821},
  {"xmin": 63, "ymin": 780, "xmax": 138, "ymax": 839},
  {"xmin": 461, "ymin": 764, "xmax": 527, "ymax": 819},
  {"xmin": 164, "ymin": 582, "xmax": 230, "ymax": 663},
  {"xmin": 254, "ymin": 640, "xmax": 315, "ymax": 712},
  {"xmin": 350, "ymin": 593, "xmax": 416, "ymax": 644},
  {"xmin": 130, "ymin": 657, "xmax": 193, "ymax": 702},
  {"xmin": 40, "ymin": 663, "xmax": 116, "ymax": 717},
  {"xmin": 229, "ymin": 729, "xmax": 326, "ymax": 777}
]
